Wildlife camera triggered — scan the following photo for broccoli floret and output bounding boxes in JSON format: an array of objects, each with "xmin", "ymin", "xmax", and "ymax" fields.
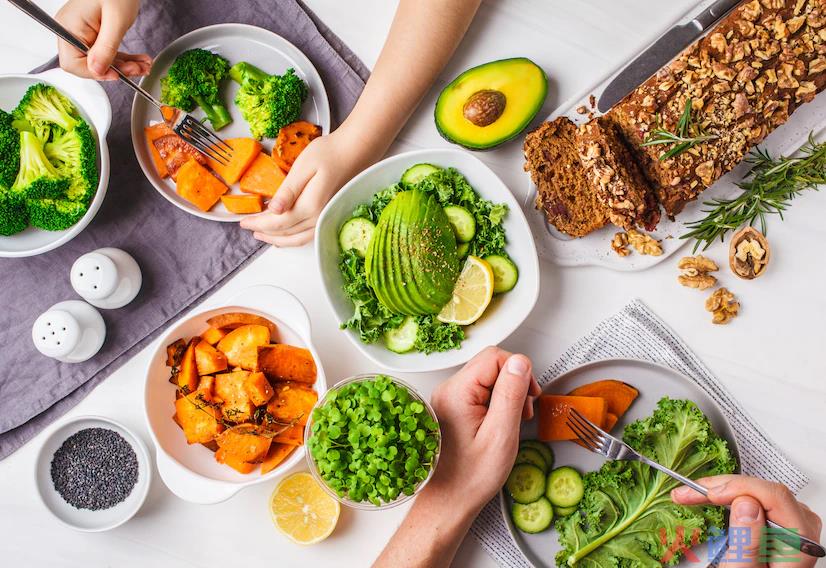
[
  {"xmin": 0, "ymin": 189, "xmax": 28, "ymax": 236},
  {"xmin": 0, "ymin": 110, "xmax": 20, "ymax": 188},
  {"xmin": 45, "ymin": 120, "xmax": 98, "ymax": 204},
  {"xmin": 12, "ymin": 131, "xmax": 69, "ymax": 200},
  {"xmin": 26, "ymin": 198, "xmax": 86, "ymax": 231},
  {"xmin": 160, "ymin": 48, "xmax": 232, "ymax": 130},
  {"xmin": 229, "ymin": 63, "xmax": 307, "ymax": 139},
  {"xmin": 13, "ymin": 83, "xmax": 78, "ymax": 136}
]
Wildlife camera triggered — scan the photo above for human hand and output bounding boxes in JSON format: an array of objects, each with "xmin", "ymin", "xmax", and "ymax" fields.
[
  {"xmin": 239, "ymin": 128, "xmax": 376, "ymax": 247},
  {"xmin": 672, "ymin": 475, "xmax": 823, "ymax": 567},
  {"xmin": 422, "ymin": 347, "xmax": 541, "ymax": 515},
  {"xmin": 56, "ymin": 0, "xmax": 150, "ymax": 80}
]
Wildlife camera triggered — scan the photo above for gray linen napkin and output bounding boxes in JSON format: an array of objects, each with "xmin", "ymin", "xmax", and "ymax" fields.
[
  {"xmin": 0, "ymin": 0, "xmax": 369, "ymax": 460},
  {"xmin": 470, "ymin": 299, "xmax": 808, "ymax": 568}
]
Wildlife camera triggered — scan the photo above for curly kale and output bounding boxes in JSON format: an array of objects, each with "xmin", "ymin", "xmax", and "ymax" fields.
[
  {"xmin": 161, "ymin": 48, "xmax": 232, "ymax": 130},
  {"xmin": 339, "ymin": 249, "xmax": 404, "ymax": 343},
  {"xmin": 229, "ymin": 62, "xmax": 308, "ymax": 139}
]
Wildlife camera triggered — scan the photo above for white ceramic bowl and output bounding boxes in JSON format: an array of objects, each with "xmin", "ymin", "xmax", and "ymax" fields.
[
  {"xmin": 0, "ymin": 69, "xmax": 111, "ymax": 257},
  {"xmin": 35, "ymin": 415, "xmax": 151, "ymax": 532},
  {"xmin": 316, "ymin": 149, "xmax": 541, "ymax": 373},
  {"xmin": 143, "ymin": 285, "xmax": 327, "ymax": 504}
]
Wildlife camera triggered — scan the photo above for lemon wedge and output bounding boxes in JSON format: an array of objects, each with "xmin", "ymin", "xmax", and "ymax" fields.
[
  {"xmin": 270, "ymin": 472, "xmax": 340, "ymax": 545},
  {"xmin": 437, "ymin": 255, "xmax": 494, "ymax": 325}
]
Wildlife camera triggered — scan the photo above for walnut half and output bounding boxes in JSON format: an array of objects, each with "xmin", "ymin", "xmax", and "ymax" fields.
[
  {"xmin": 706, "ymin": 287, "xmax": 740, "ymax": 324},
  {"xmin": 729, "ymin": 226, "xmax": 770, "ymax": 279},
  {"xmin": 626, "ymin": 230, "xmax": 663, "ymax": 256},
  {"xmin": 611, "ymin": 232, "xmax": 630, "ymax": 257},
  {"xmin": 678, "ymin": 256, "xmax": 719, "ymax": 289}
]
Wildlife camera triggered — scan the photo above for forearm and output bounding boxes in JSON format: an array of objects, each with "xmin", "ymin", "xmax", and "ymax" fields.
[
  {"xmin": 338, "ymin": 0, "xmax": 482, "ymax": 161},
  {"xmin": 373, "ymin": 484, "xmax": 480, "ymax": 568}
]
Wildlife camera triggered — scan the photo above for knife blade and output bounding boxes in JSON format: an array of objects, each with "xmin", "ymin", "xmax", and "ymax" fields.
[{"xmin": 597, "ymin": 0, "xmax": 743, "ymax": 112}]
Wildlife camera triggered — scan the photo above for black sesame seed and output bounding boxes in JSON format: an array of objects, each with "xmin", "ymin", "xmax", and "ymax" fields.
[{"xmin": 50, "ymin": 428, "xmax": 139, "ymax": 511}]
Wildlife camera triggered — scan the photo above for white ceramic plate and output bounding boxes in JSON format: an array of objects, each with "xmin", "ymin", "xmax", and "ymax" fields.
[
  {"xmin": 131, "ymin": 23, "xmax": 331, "ymax": 222},
  {"xmin": 0, "ymin": 69, "xmax": 111, "ymax": 258},
  {"xmin": 35, "ymin": 415, "xmax": 151, "ymax": 532},
  {"xmin": 501, "ymin": 358, "xmax": 740, "ymax": 568},
  {"xmin": 521, "ymin": 0, "xmax": 826, "ymax": 270},
  {"xmin": 143, "ymin": 285, "xmax": 327, "ymax": 504},
  {"xmin": 316, "ymin": 148, "xmax": 541, "ymax": 374}
]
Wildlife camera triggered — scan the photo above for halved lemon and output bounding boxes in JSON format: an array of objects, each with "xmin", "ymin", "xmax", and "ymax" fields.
[
  {"xmin": 437, "ymin": 255, "xmax": 495, "ymax": 325},
  {"xmin": 270, "ymin": 472, "xmax": 340, "ymax": 545}
]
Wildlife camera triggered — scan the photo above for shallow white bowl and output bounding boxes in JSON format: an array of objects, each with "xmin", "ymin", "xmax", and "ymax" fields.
[
  {"xmin": 0, "ymin": 69, "xmax": 111, "ymax": 258},
  {"xmin": 35, "ymin": 415, "xmax": 151, "ymax": 532},
  {"xmin": 143, "ymin": 285, "xmax": 327, "ymax": 504},
  {"xmin": 316, "ymin": 149, "xmax": 541, "ymax": 373}
]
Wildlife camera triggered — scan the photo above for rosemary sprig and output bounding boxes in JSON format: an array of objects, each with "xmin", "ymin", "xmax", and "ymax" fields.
[
  {"xmin": 682, "ymin": 133, "xmax": 826, "ymax": 251},
  {"xmin": 640, "ymin": 97, "xmax": 719, "ymax": 161}
]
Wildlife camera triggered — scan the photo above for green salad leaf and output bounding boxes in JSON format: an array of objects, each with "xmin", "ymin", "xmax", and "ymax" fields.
[
  {"xmin": 339, "ymin": 249, "xmax": 404, "ymax": 343},
  {"xmin": 413, "ymin": 316, "xmax": 464, "ymax": 354},
  {"xmin": 556, "ymin": 398, "xmax": 736, "ymax": 567}
]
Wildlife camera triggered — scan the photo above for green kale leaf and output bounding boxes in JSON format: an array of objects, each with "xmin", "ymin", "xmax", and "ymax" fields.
[{"xmin": 413, "ymin": 316, "xmax": 464, "ymax": 354}]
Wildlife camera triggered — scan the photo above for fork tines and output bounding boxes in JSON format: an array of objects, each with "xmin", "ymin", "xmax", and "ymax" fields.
[
  {"xmin": 174, "ymin": 115, "xmax": 234, "ymax": 166},
  {"xmin": 566, "ymin": 408, "xmax": 607, "ymax": 454}
]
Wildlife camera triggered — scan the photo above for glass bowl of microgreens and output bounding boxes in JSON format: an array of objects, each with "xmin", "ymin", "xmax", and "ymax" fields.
[{"xmin": 305, "ymin": 374, "xmax": 441, "ymax": 510}]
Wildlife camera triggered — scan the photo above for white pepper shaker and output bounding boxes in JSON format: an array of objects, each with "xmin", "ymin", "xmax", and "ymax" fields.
[
  {"xmin": 70, "ymin": 248, "xmax": 142, "ymax": 309},
  {"xmin": 32, "ymin": 300, "xmax": 106, "ymax": 363}
]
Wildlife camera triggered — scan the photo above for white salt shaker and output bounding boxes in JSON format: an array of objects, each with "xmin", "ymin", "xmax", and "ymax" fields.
[
  {"xmin": 70, "ymin": 248, "xmax": 142, "ymax": 309},
  {"xmin": 32, "ymin": 301, "xmax": 106, "ymax": 363}
]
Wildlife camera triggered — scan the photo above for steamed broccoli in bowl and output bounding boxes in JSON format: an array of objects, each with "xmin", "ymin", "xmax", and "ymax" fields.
[
  {"xmin": 230, "ymin": 62, "xmax": 307, "ymax": 140},
  {"xmin": 160, "ymin": 48, "xmax": 233, "ymax": 131},
  {"xmin": 13, "ymin": 82, "xmax": 79, "ymax": 138}
]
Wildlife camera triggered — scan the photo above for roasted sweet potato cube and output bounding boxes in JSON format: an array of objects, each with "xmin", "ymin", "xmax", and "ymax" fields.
[
  {"xmin": 176, "ymin": 159, "xmax": 229, "ymax": 212},
  {"xmin": 244, "ymin": 371, "xmax": 274, "ymax": 406},
  {"xmin": 267, "ymin": 382, "xmax": 318, "ymax": 426},
  {"xmin": 217, "ymin": 324, "xmax": 270, "ymax": 369},
  {"xmin": 195, "ymin": 340, "xmax": 228, "ymax": 375},
  {"xmin": 215, "ymin": 447, "xmax": 257, "ymax": 474},
  {"xmin": 165, "ymin": 338, "xmax": 187, "ymax": 367},
  {"xmin": 201, "ymin": 326, "xmax": 227, "ymax": 345},
  {"xmin": 260, "ymin": 443, "xmax": 296, "ymax": 475},
  {"xmin": 177, "ymin": 339, "xmax": 200, "ymax": 393},
  {"xmin": 207, "ymin": 312, "xmax": 278, "ymax": 338},
  {"xmin": 216, "ymin": 424, "xmax": 272, "ymax": 463},
  {"xmin": 175, "ymin": 389, "xmax": 224, "ymax": 444},
  {"xmin": 257, "ymin": 344, "xmax": 317, "ymax": 384},
  {"xmin": 214, "ymin": 371, "xmax": 253, "ymax": 423},
  {"xmin": 271, "ymin": 424, "xmax": 304, "ymax": 446},
  {"xmin": 197, "ymin": 375, "xmax": 215, "ymax": 393}
]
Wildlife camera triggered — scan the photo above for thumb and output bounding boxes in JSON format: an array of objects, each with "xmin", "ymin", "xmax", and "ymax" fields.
[
  {"xmin": 479, "ymin": 354, "xmax": 532, "ymax": 435},
  {"xmin": 720, "ymin": 496, "xmax": 767, "ymax": 567},
  {"xmin": 86, "ymin": 4, "xmax": 132, "ymax": 77}
]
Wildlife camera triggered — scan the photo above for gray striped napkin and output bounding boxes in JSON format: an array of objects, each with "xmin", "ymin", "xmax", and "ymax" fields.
[{"xmin": 470, "ymin": 299, "xmax": 808, "ymax": 568}]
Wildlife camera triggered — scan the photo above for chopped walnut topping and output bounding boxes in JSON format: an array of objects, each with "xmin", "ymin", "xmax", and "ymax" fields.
[
  {"xmin": 713, "ymin": 61, "xmax": 737, "ymax": 81},
  {"xmin": 797, "ymin": 81, "xmax": 817, "ymax": 100},
  {"xmin": 576, "ymin": 105, "xmax": 588, "ymax": 115},
  {"xmin": 611, "ymin": 232, "xmax": 630, "ymax": 257},
  {"xmin": 626, "ymin": 230, "xmax": 663, "ymax": 256},
  {"xmin": 733, "ymin": 92, "xmax": 752, "ymax": 118},
  {"xmin": 787, "ymin": 15, "xmax": 806, "ymax": 34},
  {"xmin": 677, "ymin": 256, "xmax": 719, "ymax": 290},
  {"xmin": 778, "ymin": 62, "xmax": 800, "ymax": 89},
  {"xmin": 705, "ymin": 287, "xmax": 740, "ymax": 324},
  {"xmin": 741, "ymin": 0, "xmax": 762, "ymax": 22},
  {"xmin": 695, "ymin": 160, "xmax": 716, "ymax": 186},
  {"xmin": 810, "ymin": 58, "xmax": 826, "ymax": 75},
  {"xmin": 710, "ymin": 32, "xmax": 728, "ymax": 52}
]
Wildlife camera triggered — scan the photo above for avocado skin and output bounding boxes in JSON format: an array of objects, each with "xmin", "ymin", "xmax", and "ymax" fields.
[
  {"xmin": 434, "ymin": 57, "xmax": 548, "ymax": 151},
  {"xmin": 367, "ymin": 189, "xmax": 460, "ymax": 316}
]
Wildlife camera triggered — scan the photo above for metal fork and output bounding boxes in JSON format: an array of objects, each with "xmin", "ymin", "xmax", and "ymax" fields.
[
  {"xmin": 567, "ymin": 408, "xmax": 825, "ymax": 558},
  {"xmin": 7, "ymin": 0, "xmax": 233, "ymax": 166}
]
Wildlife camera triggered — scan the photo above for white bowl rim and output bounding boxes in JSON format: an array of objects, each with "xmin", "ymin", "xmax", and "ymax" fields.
[
  {"xmin": 34, "ymin": 414, "xmax": 152, "ymax": 532},
  {"xmin": 315, "ymin": 148, "xmax": 541, "ymax": 373}
]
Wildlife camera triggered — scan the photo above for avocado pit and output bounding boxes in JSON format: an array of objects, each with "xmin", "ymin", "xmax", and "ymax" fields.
[{"xmin": 463, "ymin": 90, "xmax": 506, "ymax": 127}]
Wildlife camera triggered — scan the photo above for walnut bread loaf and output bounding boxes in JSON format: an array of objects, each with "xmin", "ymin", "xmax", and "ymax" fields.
[{"xmin": 527, "ymin": 0, "xmax": 826, "ymax": 236}]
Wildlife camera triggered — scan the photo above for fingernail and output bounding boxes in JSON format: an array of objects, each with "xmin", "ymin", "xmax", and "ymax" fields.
[
  {"xmin": 672, "ymin": 486, "xmax": 692, "ymax": 499},
  {"xmin": 89, "ymin": 58, "xmax": 106, "ymax": 76},
  {"xmin": 507, "ymin": 356, "xmax": 529, "ymax": 375},
  {"xmin": 733, "ymin": 500, "xmax": 760, "ymax": 523}
]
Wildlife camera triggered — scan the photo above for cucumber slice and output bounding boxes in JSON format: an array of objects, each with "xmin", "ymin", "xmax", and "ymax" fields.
[
  {"xmin": 457, "ymin": 242, "xmax": 470, "ymax": 258},
  {"xmin": 515, "ymin": 447, "xmax": 547, "ymax": 473},
  {"xmin": 554, "ymin": 505, "xmax": 579, "ymax": 517},
  {"xmin": 443, "ymin": 205, "xmax": 476, "ymax": 243},
  {"xmin": 511, "ymin": 497, "xmax": 554, "ymax": 533},
  {"xmin": 519, "ymin": 440, "xmax": 554, "ymax": 471},
  {"xmin": 384, "ymin": 316, "xmax": 418, "ymax": 353},
  {"xmin": 505, "ymin": 464, "xmax": 545, "ymax": 504},
  {"xmin": 546, "ymin": 466, "xmax": 584, "ymax": 508},
  {"xmin": 401, "ymin": 163, "xmax": 441, "ymax": 185},
  {"xmin": 339, "ymin": 217, "xmax": 376, "ymax": 257},
  {"xmin": 484, "ymin": 254, "xmax": 519, "ymax": 294}
]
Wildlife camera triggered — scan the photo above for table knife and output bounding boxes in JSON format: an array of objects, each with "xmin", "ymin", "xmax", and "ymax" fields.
[{"xmin": 597, "ymin": 0, "xmax": 743, "ymax": 112}]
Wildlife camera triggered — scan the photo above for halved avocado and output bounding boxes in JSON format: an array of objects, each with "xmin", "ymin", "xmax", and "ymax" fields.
[{"xmin": 435, "ymin": 57, "xmax": 547, "ymax": 150}]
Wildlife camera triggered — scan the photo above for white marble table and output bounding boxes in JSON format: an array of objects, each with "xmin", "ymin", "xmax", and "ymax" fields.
[{"xmin": 0, "ymin": 1, "xmax": 823, "ymax": 567}]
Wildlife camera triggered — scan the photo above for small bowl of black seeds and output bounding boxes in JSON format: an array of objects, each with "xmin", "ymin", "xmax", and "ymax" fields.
[{"xmin": 35, "ymin": 416, "xmax": 151, "ymax": 531}]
